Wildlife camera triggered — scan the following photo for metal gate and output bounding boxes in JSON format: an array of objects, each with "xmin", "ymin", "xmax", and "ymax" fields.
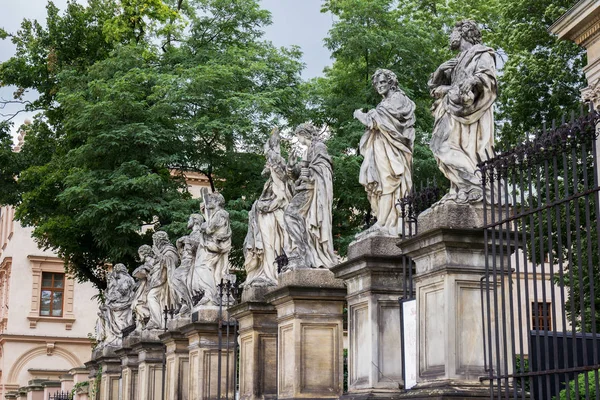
[{"xmin": 479, "ymin": 105, "xmax": 600, "ymax": 399}]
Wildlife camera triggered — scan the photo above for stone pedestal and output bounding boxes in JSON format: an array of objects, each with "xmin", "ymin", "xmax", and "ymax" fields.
[
  {"xmin": 95, "ymin": 347, "xmax": 121, "ymax": 400},
  {"xmin": 229, "ymin": 287, "xmax": 278, "ymax": 400},
  {"xmin": 265, "ymin": 269, "xmax": 346, "ymax": 400},
  {"xmin": 130, "ymin": 331, "xmax": 165, "ymax": 400},
  {"xmin": 181, "ymin": 309, "xmax": 236, "ymax": 400},
  {"xmin": 397, "ymin": 203, "xmax": 510, "ymax": 399},
  {"xmin": 160, "ymin": 322, "xmax": 190, "ymax": 400},
  {"xmin": 332, "ymin": 236, "xmax": 407, "ymax": 399},
  {"xmin": 116, "ymin": 338, "xmax": 139, "ymax": 400}
]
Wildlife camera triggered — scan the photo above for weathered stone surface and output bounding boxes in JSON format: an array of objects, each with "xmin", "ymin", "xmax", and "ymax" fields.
[
  {"xmin": 428, "ymin": 20, "xmax": 497, "ymax": 205},
  {"xmin": 243, "ymin": 128, "xmax": 290, "ymax": 288},
  {"xmin": 347, "ymin": 235, "xmax": 403, "ymax": 260},
  {"xmin": 417, "ymin": 202, "xmax": 487, "ymax": 233},
  {"xmin": 229, "ymin": 301, "xmax": 278, "ymax": 400},
  {"xmin": 272, "ymin": 268, "xmax": 345, "ymax": 291},
  {"xmin": 266, "ymin": 268, "xmax": 346, "ymax": 400},
  {"xmin": 283, "ymin": 123, "xmax": 339, "ymax": 271},
  {"xmin": 180, "ymin": 320, "xmax": 236, "ymax": 400},
  {"xmin": 241, "ymin": 285, "xmax": 272, "ymax": 303},
  {"xmin": 398, "ymin": 203, "xmax": 513, "ymax": 393},
  {"xmin": 333, "ymin": 239, "xmax": 409, "ymax": 398},
  {"xmin": 354, "ymin": 69, "xmax": 415, "ymax": 237},
  {"xmin": 115, "ymin": 343, "xmax": 138, "ymax": 400},
  {"xmin": 159, "ymin": 330, "xmax": 189, "ymax": 400}
]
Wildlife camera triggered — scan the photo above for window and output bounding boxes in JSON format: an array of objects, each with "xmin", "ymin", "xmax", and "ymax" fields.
[
  {"xmin": 531, "ymin": 302, "xmax": 552, "ymax": 331},
  {"xmin": 40, "ymin": 272, "xmax": 64, "ymax": 317}
]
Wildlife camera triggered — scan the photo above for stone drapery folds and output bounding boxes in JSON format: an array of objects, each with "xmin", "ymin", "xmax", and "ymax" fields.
[{"xmin": 428, "ymin": 20, "xmax": 497, "ymax": 204}]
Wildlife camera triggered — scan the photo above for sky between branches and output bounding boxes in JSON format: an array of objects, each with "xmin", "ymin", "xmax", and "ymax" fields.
[{"xmin": 0, "ymin": 0, "xmax": 333, "ymax": 141}]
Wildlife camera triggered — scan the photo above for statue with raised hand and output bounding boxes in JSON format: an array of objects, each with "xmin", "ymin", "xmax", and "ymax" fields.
[
  {"xmin": 428, "ymin": 20, "xmax": 497, "ymax": 204},
  {"xmin": 354, "ymin": 69, "xmax": 415, "ymax": 237}
]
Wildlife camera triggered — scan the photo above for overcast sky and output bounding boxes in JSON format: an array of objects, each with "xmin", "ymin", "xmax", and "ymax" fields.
[{"xmin": 0, "ymin": 0, "xmax": 333, "ymax": 142}]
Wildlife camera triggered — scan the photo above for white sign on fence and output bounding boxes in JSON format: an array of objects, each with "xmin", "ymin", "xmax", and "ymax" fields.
[{"xmin": 403, "ymin": 299, "xmax": 417, "ymax": 390}]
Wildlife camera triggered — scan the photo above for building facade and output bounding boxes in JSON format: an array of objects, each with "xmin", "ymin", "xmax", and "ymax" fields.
[{"xmin": 0, "ymin": 205, "xmax": 98, "ymax": 397}]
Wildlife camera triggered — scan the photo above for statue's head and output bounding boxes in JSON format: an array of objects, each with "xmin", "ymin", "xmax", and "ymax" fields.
[
  {"xmin": 187, "ymin": 213, "xmax": 204, "ymax": 229},
  {"xmin": 450, "ymin": 20, "xmax": 482, "ymax": 50},
  {"xmin": 113, "ymin": 263, "xmax": 128, "ymax": 276},
  {"xmin": 152, "ymin": 231, "xmax": 170, "ymax": 247},
  {"xmin": 295, "ymin": 123, "xmax": 318, "ymax": 146},
  {"xmin": 138, "ymin": 244, "xmax": 153, "ymax": 260},
  {"xmin": 372, "ymin": 69, "xmax": 398, "ymax": 96},
  {"xmin": 206, "ymin": 192, "xmax": 225, "ymax": 210}
]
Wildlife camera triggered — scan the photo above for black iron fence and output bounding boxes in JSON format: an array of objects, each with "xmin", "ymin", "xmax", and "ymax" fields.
[
  {"xmin": 48, "ymin": 392, "xmax": 72, "ymax": 400},
  {"xmin": 479, "ymin": 105, "xmax": 600, "ymax": 400},
  {"xmin": 216, "ymin": 279, "xmax": 240, "ymax": 400}
]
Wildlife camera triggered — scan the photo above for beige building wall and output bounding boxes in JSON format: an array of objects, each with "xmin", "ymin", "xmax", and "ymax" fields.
[{"xmin": 0, "ymin": 205, "xmax": 99, "ymax": 398}]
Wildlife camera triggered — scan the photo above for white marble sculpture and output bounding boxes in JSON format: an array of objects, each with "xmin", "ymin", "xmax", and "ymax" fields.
[
  {"xmin": 243, "ymin": 128, "xmax": 292, "ymax": 286},
  {"xmin": 103, "ymin": 264, "xmax": 135, "ymax": 346},
  {"xmin": 131, "ymin": 244, "xmax": 153, "ymax": 330},
  {"xmin": 190, "ymin": 191, "xmax": 232, "ymax": 305},
  {"xmin": 171, "ymin": 229, "xmax": 197, "ymax": 315},
  {"xmin": 354, "ymin": 68, "xmax": 416, "ymax": 236},
  {"xmin": 146, "ymin": 231, "xmax": 179, "ymax": 329},
  {"xmin": 428, "ymin": 20, "xmax": 497, "ymax": 204},
  {"xmin": 283, "ymin": 123, "xmax": 339, "ymax": 270}
]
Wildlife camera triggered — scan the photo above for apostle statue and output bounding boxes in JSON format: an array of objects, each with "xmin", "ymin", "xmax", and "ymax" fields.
[
  {"xmin": 190, "ymin": 192, "xmax": 232, "ymax": 305},
  {"xmin": 354, "ymin": 69, "xmax": 416, "ymax": 236},
  {"xmin": 284, "ymin": 123, "xmax": 339, "ymax": 270},
  {"xmin": 171, "ymin": 227, "xmax": 198, "ymax": 315},
  {"xmin": 103, "ymin": 264, "xmax": 135, "ymax": 346},
  {"xmin": 131, "ymin": 244, "xmax": 153, "ymax": 330},
  {"xmin": 146, "ymin": 231, "xmax": 179, "ymax": 329},
  {"xmin": 428, "ymin": 20, "xmax": 497, "ymax": 204},
  {"xmin": 243, "ymin": 128, "xmax": 292, "ymax": 286}
]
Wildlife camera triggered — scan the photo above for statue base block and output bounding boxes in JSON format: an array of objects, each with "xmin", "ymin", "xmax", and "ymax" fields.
[
  {"xmin": 399, "ymin": 202, "xmax": 513, "ymax": 390},
  {"xmin": 115, "ymin": 340, "xmax": 138, "ymax": 400},
  {"xmin": 229, "ymin": 299, "xmax": 278, "ymax": 400},
  {"xmin": 159, "ymin": 329, "xmax": 189, "ymax": 400},
  {"xmin": 265, "ymin": 268, "xmax": 346, "ymax": 400},
  {"xmin": 332, "ymin": 235, "xmax": 408, "ymax": 397},
  {"xmin": 129, "ymin": 331, "xmax": 164, "ymax": 400},
  {"xmin": 180, "ymin": 318, "xmax": 236, "ymax": 399}
]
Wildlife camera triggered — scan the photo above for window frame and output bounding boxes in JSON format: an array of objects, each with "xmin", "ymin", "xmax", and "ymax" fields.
[
  {"xmin": 531, "ymin": 301, "xmax": 553, "ymax": 331},
  {"xmin": 39, "ymin": 272, "xmax": 65, "ymax": 318}
]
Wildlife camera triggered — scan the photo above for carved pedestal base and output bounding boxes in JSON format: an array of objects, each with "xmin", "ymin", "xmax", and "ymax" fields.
[
  {"xmin": 116, "ymin": 338, "xmax": 139, "ymax": 400},
  {"xmin": 181, "ymin": 310, "xmax": 236, "ymax": 400},
  {"xmin": 229, "ymin": 287, "xmax": 278, "ymax": 400},
  {"xmin": 160, "ymin": 327, "xmax": 190, "ymax": 400},
  {"xmin": 130, "ymin": 330, "xmax": 165, "ymax": 400},
  {"xmin": 265, "ymin": 269, "xmax": 346, "ymax": 400},
  {"xmin": 397, "ymin": 203, "xmax": 512, "ymax": 396},
  {"xmin": 332, "ymin": 236, "xmax": 408, "ymax": 399},
  {"xmin": 95, "ymin": 347, "xmax": 121, "ymax": 400}
]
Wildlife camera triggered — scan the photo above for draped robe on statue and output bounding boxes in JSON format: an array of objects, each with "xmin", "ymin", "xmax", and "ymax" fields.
[
  {"xmin": 243, "ymin": 157, "xmax": 291, "ymax": 286},
  {"xmin": 285, "ymin": 141, "xmax": 338, "ymax": 269},
  {"xmin": 429, "ymin": 44, "xmax": 497, "ymax": 203},
  {"xmin": 191, "ymin": 208, "xmax": 231, "ymax": 304},
  {"xmin": 359, "ymin": 90, "xmax": 415, "ymax": 234},
  {"xmin": 147, "ymin": 243, "xmax": 178, "ymax": 329}
]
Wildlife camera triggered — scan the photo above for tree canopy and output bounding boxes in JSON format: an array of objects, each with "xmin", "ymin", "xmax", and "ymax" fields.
[{"xmin": 0, "ymin": 0, "xmax": 586, "ymax": 286}]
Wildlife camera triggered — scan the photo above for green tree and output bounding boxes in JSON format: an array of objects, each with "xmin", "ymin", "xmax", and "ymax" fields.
[
  {"xmin": 0, "ymin": 0, "xmax": 304, "ymax": 288},
  {"xmin": 493, "ymin": 0, "xmax": 585, "ymax": 148}
]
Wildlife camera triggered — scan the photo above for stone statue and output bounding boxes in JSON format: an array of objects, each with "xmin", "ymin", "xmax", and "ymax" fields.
[
  {"xmin": 103, "ymin": 264, "xmax": 135, "ymax": 346},
  {"xmin": 146, "ymin": 231, "xmax": 179, "ymax": 329},
  {"xmin": 191, "ymin": 192, "xmax": 232, "ymax": 305},
  {"xmin": 354, "ymin": 69, "xmax": 416, "ymax": 236},
  {"xmin": 428, "ymin": 20, "xmax": 497, "ymax": 204},
  {"xmin": 283, "ymin": 123, "xmax": 339, "ymax": 270},
  {"xmin": 171, "ymin": 230, "xmax": 198, "ymax": 315},
  {"xmin": 243, "ymin": 128, "xmax": 292, "ymax": 287},
  {"xmin": 131, "ymin": 244, "xmax": 153, "ymax": 329}
]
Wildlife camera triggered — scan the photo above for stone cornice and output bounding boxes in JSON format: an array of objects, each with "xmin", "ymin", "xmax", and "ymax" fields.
[{"xmin": 550, "ymin": 0, "xmax": 600, "ymax": 46}]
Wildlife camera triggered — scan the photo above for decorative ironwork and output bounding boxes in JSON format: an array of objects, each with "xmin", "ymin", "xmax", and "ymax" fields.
[
  {"xmin": 216, "ymin": 279, "xmax": 239, "ymax": 400},
  {"xmin": 397, "ymin": 184, "xmax": 442, "ymax": 238},
  {"xmin": 480, "ymin": 104, "xmax": 600, "ymax": 399},
  {"xmin": 48, "ymin": 392, "xmax": 72, "ymax": 400}
]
